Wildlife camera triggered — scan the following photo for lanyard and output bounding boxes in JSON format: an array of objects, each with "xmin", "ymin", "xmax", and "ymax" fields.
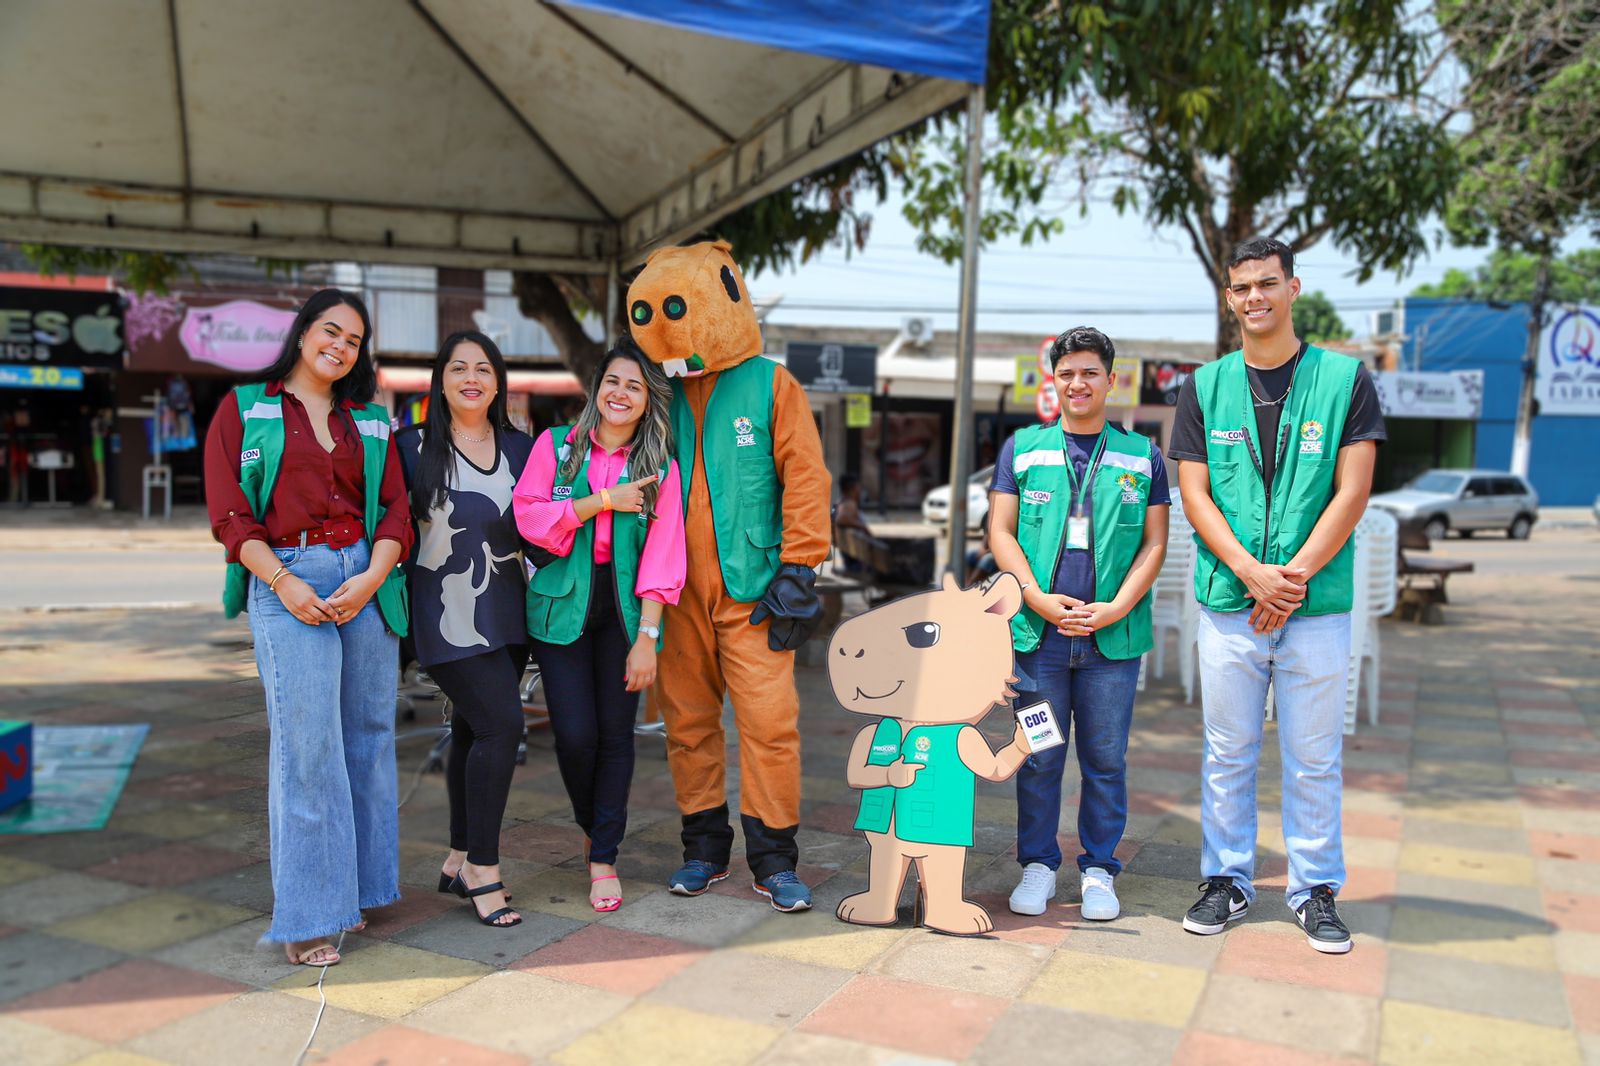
[{"xmin": 1061, "ymin": 427, "xmax": 1108, "ymax": 518}]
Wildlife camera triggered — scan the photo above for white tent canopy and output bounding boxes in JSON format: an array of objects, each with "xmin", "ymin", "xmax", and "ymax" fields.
[{"xmin": 0, "ymin": 0, "xmax": 979, "ymax": 273}]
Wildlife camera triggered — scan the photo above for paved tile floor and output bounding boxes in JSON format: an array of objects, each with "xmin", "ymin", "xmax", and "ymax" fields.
[{"xmin": 2, "ymin": 529, "xmax": 1599, "ymax": 1064}]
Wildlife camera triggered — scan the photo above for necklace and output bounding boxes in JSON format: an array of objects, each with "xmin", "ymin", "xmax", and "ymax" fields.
[
  {"xmin": 452, "ymin": 424, "xmax": 490, "ymax": 444},
  {"xmin": 1246, "ymin": 345, "xmax": 1304, "ymax": 407}
]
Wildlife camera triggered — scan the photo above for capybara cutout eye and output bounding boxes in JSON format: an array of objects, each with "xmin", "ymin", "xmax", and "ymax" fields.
[
  {"xmin": 721, "ymin": 265, "xmax": 742, "ymax": 303},
  {"xmin": 630, "ymin": 300, "xmax": 653, "ymax": 326},
  {"xmin": 663, "ymin": 295, "xmax": 687, "ymax": 320},
  {"xmin": 903, "ymin": 622, "xmax": 940, "ymax": 649}
]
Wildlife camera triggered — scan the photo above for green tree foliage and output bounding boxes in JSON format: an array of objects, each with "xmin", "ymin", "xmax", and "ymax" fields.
[
  {"xmin": 1295, "ymin": 289, "xmax": 1349, "ymax": 342},
  {"xmin": 17, "ymin": 245, "xmax": 193, "ymax": 294},
  {"xmin": 1411, "ymin": 248, "xmax": 1600, "ymax": 303}
]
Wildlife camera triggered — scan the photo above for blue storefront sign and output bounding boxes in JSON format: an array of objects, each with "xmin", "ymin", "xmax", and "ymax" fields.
[{"xmin": 0, "ymin": 364, "xmax": 84, "ymax": 390}]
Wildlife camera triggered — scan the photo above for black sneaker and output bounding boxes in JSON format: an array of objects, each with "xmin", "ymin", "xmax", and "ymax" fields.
[
  {"xmin": 1296, "ymin": 885, "xmax": 1352, "ymax": 954},
  {"xmin": 1182, "ymin": 876, "xmax": 1250, "ymax": 934}
]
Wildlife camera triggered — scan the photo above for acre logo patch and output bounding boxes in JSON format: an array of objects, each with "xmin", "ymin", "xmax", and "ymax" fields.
[
  {"xmin": 733, "ymin": 415, "xmax": 756, "ymax": 447},
  {"xmin": 1299, "ymin": 419, "xmax": 1325, "ymax": 455}
]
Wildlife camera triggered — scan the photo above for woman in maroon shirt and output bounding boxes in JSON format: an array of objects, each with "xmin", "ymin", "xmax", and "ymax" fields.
[{"xmin": 204, "ymin": 289, "xmax": 413, "ymax": 967}]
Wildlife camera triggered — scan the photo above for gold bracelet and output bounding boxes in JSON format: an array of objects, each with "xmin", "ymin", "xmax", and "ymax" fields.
[
  {"xmin": 268, "ymin": 565, "xmax": 288, "ymax": 592},
  {"xmin": 599, "ymin": 487, "xmax": 613, "ymax": 511}
]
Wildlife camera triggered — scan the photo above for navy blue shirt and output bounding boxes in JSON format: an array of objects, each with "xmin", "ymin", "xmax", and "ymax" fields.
[{"xmin": 993, "ymin": 427, "xmax": 1171, "ymax": 605}]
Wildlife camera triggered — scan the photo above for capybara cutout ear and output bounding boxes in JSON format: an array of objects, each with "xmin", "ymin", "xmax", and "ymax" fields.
[{"xmin": 981, "ymin": 572, "xmax": 1024, "ymax": 618}]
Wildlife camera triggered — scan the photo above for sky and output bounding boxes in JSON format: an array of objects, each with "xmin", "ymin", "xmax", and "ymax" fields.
[{"xmin": 752, "ymin": 184, "xmax": 1524, "ymax": 346}]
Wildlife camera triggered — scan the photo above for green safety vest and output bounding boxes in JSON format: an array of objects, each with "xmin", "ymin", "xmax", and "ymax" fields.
[
  {"xmin": 853, "ymin": 719, "xmax": 975, "ymax": 848},
  {"xmin": 1191, "ymin": 345, "xmax": 1359, "ymax": 615},
  {"xmin": 524, "ymin": 426, "xmax": 663, "ymax": 648},
  {"xmin": 670, "ymin": 357, "xmax": 783, "ymax": 603},
  {"xmin": 1009, "ymin": 421, "xmax": 1156, "ymax": 659},
  {"xmin": 220, "ymin": 382, "xmax": 409, "ymax": 635}
]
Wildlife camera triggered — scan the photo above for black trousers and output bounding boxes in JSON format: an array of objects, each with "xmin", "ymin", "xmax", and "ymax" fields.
[
  {"xmin": 428, "ymin": 644, "xmax": 529, "ymax": 866},
  {"xmin": 530, "ymin": 565, "xmax": 637, "ymax": 866}
]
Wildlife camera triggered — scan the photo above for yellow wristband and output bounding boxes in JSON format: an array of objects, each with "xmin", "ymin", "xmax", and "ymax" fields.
[{"xmin": 600, "ymin": 487, "xmax": 613, "ymax": 511}]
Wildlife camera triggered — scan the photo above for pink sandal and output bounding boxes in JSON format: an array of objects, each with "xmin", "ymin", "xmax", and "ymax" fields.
[{"xmin": 590, "ymin": 871, "xmax": 622, "ymax": 913}]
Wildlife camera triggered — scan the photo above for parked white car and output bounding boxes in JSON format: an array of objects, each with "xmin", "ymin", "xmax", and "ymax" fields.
[
  {"xmin": 922, "ymin": 465, "xmax": 995, "ymax": 530},
  {"xmin": 1369, "ymin": 469, "xmax": 1539, "ymax": 541}
]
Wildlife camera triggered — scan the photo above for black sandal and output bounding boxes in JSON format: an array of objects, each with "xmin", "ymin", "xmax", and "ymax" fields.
[
  {"xmin": 440, "ymin": 870, "xmax": 510, "ymax": 903},
  {"xmin": 449, "ymin": 873, "xmax": 521, "ymax": 928}
]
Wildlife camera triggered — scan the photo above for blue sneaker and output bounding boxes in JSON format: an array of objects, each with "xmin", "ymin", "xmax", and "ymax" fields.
[
  {"xmin": 753, "ymin": 869, "xmax": 813, "ymax": 912},
  {"xmin": 668, "ymin": 859, "xmax": 729, "ymax": 896}
]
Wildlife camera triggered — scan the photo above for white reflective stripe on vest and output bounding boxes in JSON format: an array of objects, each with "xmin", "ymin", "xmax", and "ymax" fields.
[
  {"xmin": 241, "ymin": 401, "xmax": 283, "ymax": 421},
  {"xmin": 1013, "ymin": 449, "xmax": 1066, "ymax": 474},
  {"xmin": 353, "ymin": 419, "xmax": 391, "ymax": 441},
  {"xmin": 1099, "ymin": 451, "xmax": 1152, "ymax": 478}
]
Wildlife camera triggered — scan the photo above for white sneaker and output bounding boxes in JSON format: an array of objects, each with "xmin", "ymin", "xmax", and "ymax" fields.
[
  {"xmin": 1009, "ymin": 862, "xmax": 1057, "ymax": 916},
  {"xmin": 1079, "ymin": 867, "xmax": 1120, "ymax": 921}
]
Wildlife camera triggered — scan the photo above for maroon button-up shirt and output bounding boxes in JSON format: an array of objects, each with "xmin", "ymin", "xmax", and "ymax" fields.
[{"xmin": 204, "ymin": 381, "xmax": 413, "ymax": 564}]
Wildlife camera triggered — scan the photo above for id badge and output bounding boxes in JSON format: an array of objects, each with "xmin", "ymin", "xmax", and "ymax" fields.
[
  {"xmin": 1066, "ymin": 514, "xmax": 1090, "ymax": 550},
  {"xmin": 1015, "ymin": 701, "xmax": 1065, "ymax": 753}
]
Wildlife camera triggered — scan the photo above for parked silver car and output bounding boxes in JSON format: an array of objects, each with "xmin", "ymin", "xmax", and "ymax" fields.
[{"xmin": 1370, "ymin": 469, "xmax": 1539, "ymax": 541}]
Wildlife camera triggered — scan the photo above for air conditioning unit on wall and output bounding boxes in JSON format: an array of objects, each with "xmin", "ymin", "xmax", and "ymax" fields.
[{"xmin": 898, "ymin": 316, "xmax": 935, "ymax": 348}]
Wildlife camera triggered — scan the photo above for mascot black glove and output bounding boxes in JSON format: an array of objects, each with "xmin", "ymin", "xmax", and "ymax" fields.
[{"xmin": 749, "ymin": 563, "xmax": 822, "ymax": 652}]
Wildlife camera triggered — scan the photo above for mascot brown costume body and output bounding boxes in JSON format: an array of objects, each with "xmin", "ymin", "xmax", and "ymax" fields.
[{"xmin": 628, "ymin": 241, "xmax": 830, "ymax": 910}]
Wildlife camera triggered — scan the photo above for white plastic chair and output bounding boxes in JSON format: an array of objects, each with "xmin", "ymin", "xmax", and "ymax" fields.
[
  {"xmin": 1350, "ymin": 507, "xmax": 1398, "ymax": 728},
  {"xmin": 1159, "ymin": 496, "xmax": 1203, "ymax": 704}
]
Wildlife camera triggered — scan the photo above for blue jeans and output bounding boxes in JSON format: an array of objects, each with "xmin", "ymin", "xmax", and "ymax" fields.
[
  {"xmin": 1197, "ymin": 607, "xmax": 1350, "ymax": 912},
  {"xmin": 249, "ymin": 541, "xmax": 400, "ymax": 942},
  {"xmin": 1014, "ymin": 632, "xmax": 1142, "ymax": 874}
]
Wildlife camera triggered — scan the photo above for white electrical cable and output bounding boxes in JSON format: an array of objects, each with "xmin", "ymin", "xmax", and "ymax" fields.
[{"xmin": 290, "ymin": 929, "xmax": 346, "ymax": 1066}]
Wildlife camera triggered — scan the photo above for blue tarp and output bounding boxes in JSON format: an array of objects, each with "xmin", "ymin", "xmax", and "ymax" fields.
[{"xmin": 557, "ymin": 1, "xmax": 992, "ymax": 85}]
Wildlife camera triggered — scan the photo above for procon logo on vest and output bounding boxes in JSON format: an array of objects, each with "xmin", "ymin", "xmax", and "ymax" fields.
[
  {"xmin": 1022, "ymin": 489, "xmax": 1052, "ymax": 504},
  {"xmin": 1209, "ymin": 429, "xmax": 1247, "ymax": 445}
]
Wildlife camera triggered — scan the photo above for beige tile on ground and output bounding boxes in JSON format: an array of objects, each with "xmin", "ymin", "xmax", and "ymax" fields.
[
  {"xmin": 1172, "ymin": 1030, "xmax": 1380, "ymax": 1065},
  {"xmin": 1540, "ymin": 860, "xmax": 1600, "ymax": 897},
  {"xmin": 1398, "ymin": 842, "xmax": 1536, "ymax": 886},
  {"xmin": 504, "ymin": 863, "xmax": 663, "ymax": 925},
  {"xmin": 649, "ymin": 949, "xmax": 851, "ymax": 1028},
  {"xmin": 65, "ymin": 1051, "xmax": 172, "ymax": 1066},
  {"xmin": 1192, "ymin": 973, "xmax": 1378, "ymax": 1059},
  {"xmin": 1024, "ymin": 950, "xmax": 1205, "ymax": 1028},
  {"xmin": 512, "ymin": 923, "xmax": 706, "ymax": 997},
  {"xmin": 0, "ymin": 872, "xmax": 150, "ymax": 930},
  {"xmin": 598, "ymin": 883, "xmax": 774, "ymax": 948},
  {"xmin": 123, "ymin": 989, "xmax": 382, "ymax": 1066},
  {"xmin": 47, "ymin": 894, "xmax": 257, "ymax": 954},
  {"xmin": 0, "ymin": 1016, "xmax": 103, "ymax": 1066},
  {"xmin": 970, "ymin": 1002, "xmax": 1183, "ymax": 1066},
  {"xmin": 1380, "ymin": 1001, "xmax": 1583, "ymax": 1066},
  {"xmin": 754, "ymin": 1030, "xmax": 955, "ymax": 1066},
  {"xmin": 552, "ymin": 1001, "xmax": 780, "ymax": 1066},
  {"xmin": 1394, "ymin": 872, "xmax": 1547, "ymax": 918},
  {"xmin": 406, "ymin": 969, "xmax": 628, "ymax": 1059},
  {"xmin": 1063, "ymin": 908, "xmax": 1231, "ymax": 969},
  {"xmin": 0, "ymin": 857, "xmax": 55, "ymax": 888},
  {"xmin": 732, "ymin": 910, "xmax": 909, "ymax": 972},
  {"xmin": 1557, "ymin": 931, "xmax": 1600, "ymax": 978},
  {"xmin": 273, "ymin": 940, "xmax": 490, "ymax": 1020},
  {"xmin": 1402, "ymin": 796, "xmax": 1525, "ymax": 828},
  {"xmin": 1386, "ymin": 947, "xmax": 1571, "ymax": 1028},
  {"xmin": 7, "ymin": 959, "xmax": 249, "ymax": 1045},
  {"xmin": 870, "ymin": 929, "xmax": 1050, "ymax": 998},
  {"xmin": 313, "ymin": 1024, "xmax": 528, "ymax": 1066},
  {"xmin": 150, "ymin": 916, "xmax": 301, "ymax": 989},
  {"xmin": 1388, "ymin": 903, "xmax": 1558, "ymax": 969}
]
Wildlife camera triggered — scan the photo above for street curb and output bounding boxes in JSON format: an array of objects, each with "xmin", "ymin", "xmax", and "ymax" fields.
[{"xmin": 11, "ymin": 601, "xmax": 208, "ymax": 614}]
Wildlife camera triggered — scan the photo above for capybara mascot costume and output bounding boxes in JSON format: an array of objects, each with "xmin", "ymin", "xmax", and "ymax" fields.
[{"xmin": 628, "ymin": 240, "xmax": 830, "ymax": 910}]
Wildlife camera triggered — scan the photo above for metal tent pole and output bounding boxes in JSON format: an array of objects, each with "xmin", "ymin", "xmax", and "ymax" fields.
[{"xmin": 943, "ymin": 84, "xmax": 985, "ymax": 578}]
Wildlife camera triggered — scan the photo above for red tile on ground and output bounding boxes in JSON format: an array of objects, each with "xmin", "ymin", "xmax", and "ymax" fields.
[
  {"xmin": 1257, "ymin": 855, "xmax": 1289, "ymax": 881},
  {"xmin": 1174, "ymin": 1031, "xmax": 1368, "ymax": 1066},
  {"xmin": 1545, "ymin": 891, "xmax": 1600, "ymax": 934},
  {"xmin": 1343, "ymin": 769, "xmax": 1409, "ymax": 794},
  {"xmin": 317, "ymin": 1025, "xmax": 523, "ymax": 1066},
  {"xmin": 128, "ymin": 769, "xmax": 257, "ymax": 801},
  {"xmin": 800, "ymin": 974, "xmax": 1007, "ymax": 1061},
  {"xmin": 968, "ymin": 892, "xmax": 1076, "ymax": 948},
  {"xmin": 359, "ymin": 889, "xmax": 458, "ymax": 938},
  {"xmin": 1567, "ymin": 974, "xmax": 1600, "ymax": 1034},
  {"xmin": 1503, "ymin": 721, "xmax": 1595, "ymax": 738},
  {"xmin": 1529, "ymin": 831, "xmax": 1600, "ymax": 865},
  {"xmin": 1214, "ymin": 926, "xmax": 1386, "ymax": 996},
  {"xmin": 1128, "ymin": 792, "xmax": 1188, "ymax": 816},
  {"xmin": 1345, "ymin": 735, "xmax": 1410, "ymax": 756},
  {"xmin": 1381, "ymin": 710, "xmax": 1414, "ymax": 727},
  {"xmin": 5, "ymin": 959, "xmax": 249, "ymax": 1042},
  {"xmin": 1342, "ymin": 865, "xmax": 1398, "ymax": 905},
  {"xmin": 1127, "ymin": 750, "xmax": 1199, "ymax": 772},
  {"xmin": 0, "ymin": 924, "xmax": 20, "ymax": 938},
  {"xmin": 512, "ymin": 923, "xmax": 706, "ymax": 996},
  {"xmin": 83, "ymin": 841, "xmax": 256, "ymax": 888},
  {"xmin": 496, "ymin": 821, "xmax": 589, "ymax": 864},
  {"xmin": 1341, "ymin": 811, "xmax": 1403, "ymax": 840},
  {"xmin": 806, "ymin": 802, "xmax": 864, "ymax": 837},
  {"xmin": 1499, "ymin": 698, "xmax": 1580, "ymax": 712},
  {"xmin": 1512, "ymin": 750, "xmax": 1600, "ymax": 771},
  {"xmin": 1521, "ymin": 786, "xmax": 1600, "ymax": 812}
]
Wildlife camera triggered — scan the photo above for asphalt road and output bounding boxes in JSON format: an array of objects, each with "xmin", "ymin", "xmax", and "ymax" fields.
[{"xmin": 0, "ymin": 549, "xmax": 222, "ymax": 610}]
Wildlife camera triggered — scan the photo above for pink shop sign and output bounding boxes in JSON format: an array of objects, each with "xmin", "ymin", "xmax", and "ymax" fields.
[{"xmin": 178, "ymin": 300, "xmax": 295, "ymax": 372}]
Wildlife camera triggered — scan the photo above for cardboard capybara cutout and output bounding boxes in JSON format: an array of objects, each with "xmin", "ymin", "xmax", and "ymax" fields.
[
  {"xmin": 627, "ymin": 240, "xmax": 761, "ymax": 378},
  {"xmin": 829, "ymin": 572, "xmax": 1036, "ymax": 935}
]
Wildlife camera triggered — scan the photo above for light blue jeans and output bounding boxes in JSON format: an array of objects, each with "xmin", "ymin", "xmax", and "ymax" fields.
[
  {"xmin": 250, "ymin": 541, "xmax": 400, "ymax": 942},
  {"xmin": 1197, "ymin": 607, "xmax": 1350, "ymax": 912}
]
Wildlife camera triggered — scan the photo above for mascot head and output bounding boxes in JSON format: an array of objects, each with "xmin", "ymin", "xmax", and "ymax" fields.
[{"xmin": 626, "ymin": 240, "xmax": 761, "ymax": 378}]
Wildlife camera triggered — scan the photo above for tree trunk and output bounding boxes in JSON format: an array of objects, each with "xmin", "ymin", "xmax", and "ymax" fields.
[
  {"xmin": 510, "ymin": 271, "xmax": 610, "ymax": 384},
  {"xmin": 1509, "ymin": 251, "xmax": 1552, "ymax": 478},
  {"xmin": 1214, "ymin": 287, "xmax": 1243, "ymax": 357}
]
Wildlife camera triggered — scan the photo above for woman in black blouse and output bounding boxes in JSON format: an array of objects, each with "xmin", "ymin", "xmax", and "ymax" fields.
[{"xmin": 397, "ymin": 331, "xmax": 534, "ymax": 928}]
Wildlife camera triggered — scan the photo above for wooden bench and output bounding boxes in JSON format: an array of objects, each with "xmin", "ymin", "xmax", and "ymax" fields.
[
  {"xmin": 834, "ymin": 526, "xmax": 936, "ymax": 601},
  {"xmin": 1395, "ymin": 522, "xmax": 1474, "ymax": 625}
]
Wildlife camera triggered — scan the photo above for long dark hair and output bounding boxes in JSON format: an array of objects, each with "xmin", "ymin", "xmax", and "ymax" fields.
[
  {"xmin": 412, "ymin": 330, "xmax": 512, "ymax": 518},
  {"xmin": 558, "ymin": 339, "xmax": 673, "ymax": 519},
  {"xmin": 250, "ymin": 288, "xmax": 377, "ymax": 404}
]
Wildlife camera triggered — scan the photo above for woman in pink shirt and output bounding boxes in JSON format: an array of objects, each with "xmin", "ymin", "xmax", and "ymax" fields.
[{"xmin": 514, "ymin": 341, "xmax": 685, "ymax": 913}]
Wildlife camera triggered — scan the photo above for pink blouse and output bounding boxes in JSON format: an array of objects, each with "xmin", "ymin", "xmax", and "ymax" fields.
[{"xmin": 513, "ymin": 427, "xmax": 686, "ymax": 605}]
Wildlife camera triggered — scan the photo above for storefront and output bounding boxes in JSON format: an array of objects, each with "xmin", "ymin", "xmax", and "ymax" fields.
[
  {"xmin": 374, "ymin": 366, "xmax": 584, "ymax": 441},
  {"xmin": 1369, "ymin": 369, "xmax": 1482, "ymax": 490},
  {"xmin": 0, "ymin": 280, "xmax": 124, "ymax": 507}
]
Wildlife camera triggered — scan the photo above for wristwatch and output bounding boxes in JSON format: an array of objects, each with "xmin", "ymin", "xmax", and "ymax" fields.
[{"xmin": 637, "ymin": 621, "xmax": 661, "ymax": 641}]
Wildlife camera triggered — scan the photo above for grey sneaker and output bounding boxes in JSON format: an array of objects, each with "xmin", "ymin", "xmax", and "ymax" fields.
[
  {"xmin": 1296, "ymin": 885, "xmax": 1353, "ymax": 954},
  {"xmin": 1009, "ymin": 862, "xmax": 1057, "ymax": 916},
  {"xmin": 1079, "ymin": 867, "xmax": 1120, "ymax": 921}
]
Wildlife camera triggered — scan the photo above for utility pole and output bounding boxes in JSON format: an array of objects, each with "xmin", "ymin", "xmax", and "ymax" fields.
[
  {"xmin": 943, "ymin": 84, "xmax": 985, "ymax": 577},
  {"xmin": 1508, "ymin": 252, "xmax": 1551, "ymax": 479}
]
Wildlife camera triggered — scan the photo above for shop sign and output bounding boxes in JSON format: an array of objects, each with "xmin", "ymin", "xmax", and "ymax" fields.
[
  {"xmin": 1372, "ymin": 370, "xmax": 1483, "ymax": 419},
  {"xmin": 845, "ymin": 392, "xmax": 873, "ymax": 428},
  {"xmin": 1537, "ymin": 307, "xmax": 1600, "ymax": 415},
  {"xmin": 1031, "ymin": 337, "xmax": 1143, "ymax": 421},
  {"xmin": 1140, "ymin": 360, "xmax": 1199, "ymax": 406},
  {"xmin": 179, "ymin": 300, "xmax": 295, "ymax": 372},
  {"xmin": 785, "ymin": 342, "xmax": 875, "ymax": 394},
  {"xmin": 0, "ymin": 365, "xmax": 84, "ymax": 391},
  {"xmin": 0, "ymin": 287, "xmax": 124, "ymax": 369}
]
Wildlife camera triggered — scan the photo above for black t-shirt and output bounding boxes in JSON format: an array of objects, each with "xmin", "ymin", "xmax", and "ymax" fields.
[{"xmin": 1169, "ymin": 345, "xmax": 1386, "ymax": 506}]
